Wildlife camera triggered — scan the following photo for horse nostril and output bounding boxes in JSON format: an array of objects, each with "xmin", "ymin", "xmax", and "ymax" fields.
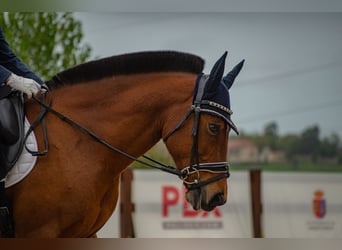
[{"xmin": 210, "ymin": 192, "xmax": 225, "ymax": 207}]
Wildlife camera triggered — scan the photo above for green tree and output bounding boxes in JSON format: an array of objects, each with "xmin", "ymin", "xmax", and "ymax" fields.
[
  {"xmin": 258, "ymin": 121, "xmax": 279, "ymax": 150},
  {"xmin": 279, "ymin": 134, "xmax": 300, "ymax": 159},
  {"xmin": 320, "ymin": 133, "xmax": 340, "ymax": 158},
  {"xmin": 264, "ymin": 121, "xmax": 278, "ymax": 137},
  {"xmin": 0, "ymin": 12, "xmax": 91, "ymax": 80},
  {"xmin": 299, "ymin": 125, "xmax": 320, "ymax": 161}
]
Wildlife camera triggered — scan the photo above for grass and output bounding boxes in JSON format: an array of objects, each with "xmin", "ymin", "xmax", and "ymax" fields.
[{"xmin": 231, "ymin": 163, "xmax": 342, "ymax": 172}]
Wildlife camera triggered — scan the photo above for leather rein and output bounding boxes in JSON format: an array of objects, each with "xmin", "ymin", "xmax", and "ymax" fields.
[{"xmin": 27, "ymin": 75, "xmax": 230, "ymax": 190}]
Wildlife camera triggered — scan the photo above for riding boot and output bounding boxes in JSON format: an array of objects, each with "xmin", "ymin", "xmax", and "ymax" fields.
[{"xmin": 0, "ymin": 181, "xmax": 15, "ymax": 238}]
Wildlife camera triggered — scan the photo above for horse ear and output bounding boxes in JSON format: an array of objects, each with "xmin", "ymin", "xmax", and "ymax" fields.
[
  {"xmin": 206, "ymin": 51, "xmax": 228, "ymax": 92},
  {"xmin": 222, "ymin": 59, "xmax": 245, "ymax": 89}
]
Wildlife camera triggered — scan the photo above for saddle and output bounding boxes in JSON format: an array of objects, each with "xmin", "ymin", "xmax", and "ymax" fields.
[
  {"xmin": 0, "ymin": 90, "xmax": 25, "ymax": 181},
  {"xmin": 0, "ymin": 88, "xmax": 24, "ymax": 237}
]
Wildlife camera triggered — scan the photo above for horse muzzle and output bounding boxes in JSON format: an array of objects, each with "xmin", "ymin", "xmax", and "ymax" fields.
[{"xmin": 185, "ymin": 183, "xmax": 227, "ymax": 211}]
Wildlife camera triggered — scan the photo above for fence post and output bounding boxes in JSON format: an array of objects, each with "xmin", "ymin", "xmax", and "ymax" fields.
[
  {"xmin": 249, "ymin": 169, "xmax": 263, "ymax": 238},
  {"xmin": 120, "ymin": 167, "xmax": 134, "ymax": 238}
]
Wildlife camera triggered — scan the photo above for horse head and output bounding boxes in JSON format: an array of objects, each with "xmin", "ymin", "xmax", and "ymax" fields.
[{"xmin": 163, "ymin": 52, "xmax": 244, "ymax": 211}]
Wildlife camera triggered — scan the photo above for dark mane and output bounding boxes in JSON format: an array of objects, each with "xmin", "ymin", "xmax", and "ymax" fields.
[{"xmin": 47, "ymin": 51, "xmax": 205, "ymax": 89}]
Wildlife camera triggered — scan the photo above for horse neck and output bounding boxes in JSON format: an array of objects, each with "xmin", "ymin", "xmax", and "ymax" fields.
[{"xmin": 47, "ymin": 72, "xmax": 196, "ymax": 160}]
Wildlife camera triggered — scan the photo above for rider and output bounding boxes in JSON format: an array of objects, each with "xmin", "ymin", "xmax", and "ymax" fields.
[
  {"xmin": 0, "ymin": 25, "xmax": 43, "ymax": 162},
  {"xmin": 0, "ymin": 25, "xmax": 43, "ymax": 235}
]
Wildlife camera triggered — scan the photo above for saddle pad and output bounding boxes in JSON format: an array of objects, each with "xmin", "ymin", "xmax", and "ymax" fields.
[{"xmin": 4, "ymin": 117, "xmax": 38, "ymax": 188}]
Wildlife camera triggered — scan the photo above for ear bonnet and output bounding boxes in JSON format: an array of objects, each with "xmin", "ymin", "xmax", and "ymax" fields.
[{"xmin": 193, "ymin": 51, "xmax": 244, "ymax": 134}]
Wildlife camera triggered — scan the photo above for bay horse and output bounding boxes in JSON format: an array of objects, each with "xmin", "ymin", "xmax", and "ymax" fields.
[{"xmin": 4, "ymin": 51, "xmax": 244, "ymax": 237}]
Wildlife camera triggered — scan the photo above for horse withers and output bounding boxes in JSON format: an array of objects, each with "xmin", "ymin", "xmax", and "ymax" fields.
[{"xmin": 3, "ymin": 51, "xmax": 244, "ymax": 237}]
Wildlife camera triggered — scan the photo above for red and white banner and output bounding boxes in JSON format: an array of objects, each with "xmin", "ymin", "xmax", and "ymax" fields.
[
  {"xmin": 98, "ymin": 170, "xmax": 342, "ymax": 238},
  {"xmin": 132, "ymin": 170, "xmax": 252, "ymax": 237}
]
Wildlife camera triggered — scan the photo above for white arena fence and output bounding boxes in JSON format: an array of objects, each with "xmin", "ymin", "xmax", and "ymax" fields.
[{"xmin": 98, "ymin": 169, "xmax": 342, "ymax": 238}]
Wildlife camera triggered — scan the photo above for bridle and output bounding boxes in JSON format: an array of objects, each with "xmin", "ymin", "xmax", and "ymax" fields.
[
  {"xmin": 27, "ymin": 73, "xmax": 231, "ymax": 191},
  {"xmin": 163, "ymin": 73, "xmax": 230, "ymax": 190}
]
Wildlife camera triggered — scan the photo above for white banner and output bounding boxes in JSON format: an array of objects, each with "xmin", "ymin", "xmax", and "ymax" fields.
[
  {"xmin": 132, "ymin": 170, "xmax": 252, "ymax": 237},
  {"xmin": 263, "ymin": 172, "xmax": 342, "ymax": 238},
  {"xmin": 98, "ymin": 170, "xmax": 342, "ymax": 238}
]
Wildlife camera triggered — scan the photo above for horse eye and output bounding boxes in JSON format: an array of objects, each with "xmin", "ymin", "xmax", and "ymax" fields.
[{"xmin": 208, "ymin": 123, "xmax": 220, "ymax": 135}]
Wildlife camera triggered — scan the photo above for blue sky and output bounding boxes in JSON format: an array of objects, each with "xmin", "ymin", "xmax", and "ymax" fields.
[{"xmin": 75, "ymin": 13, "xmax": 342, "ymax": 138}]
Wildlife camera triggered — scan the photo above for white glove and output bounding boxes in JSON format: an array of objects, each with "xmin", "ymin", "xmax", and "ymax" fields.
[{"xmin": 6, "ymin": 73, "xmax": 41, "ymax": 99}]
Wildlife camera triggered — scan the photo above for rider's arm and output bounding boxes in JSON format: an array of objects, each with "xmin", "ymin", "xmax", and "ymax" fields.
[
  {"xmin": 0, "ymin": 65, "xmax": 11, "ymax": 85},
  {"xmin": 0, "ymin": 26, "xmax": 44, "ymax": 86}
]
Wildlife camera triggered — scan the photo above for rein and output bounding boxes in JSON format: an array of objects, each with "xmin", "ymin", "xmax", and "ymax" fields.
[
  {"xmin": 29, "ymin": 93, "xmax": 182, "ymax": 177},
  {"xmin": 27, "ymin": 74, "xmax": 230, "ymax": 190}
]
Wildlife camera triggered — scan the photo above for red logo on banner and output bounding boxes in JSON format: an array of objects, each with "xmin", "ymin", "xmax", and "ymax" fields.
[
  {"xmin": 162, "ymin": 185, "xmax": 222, "ymax": 218},
  {"xmin": 313, "ymin": 190, "xmax": 326, "ymax": 219}
]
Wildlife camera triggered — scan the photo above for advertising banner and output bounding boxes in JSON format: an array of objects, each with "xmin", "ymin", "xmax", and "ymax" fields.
[
  {"xmin": 132, "ymin": 170, "xmax": 252, "ymax": 237},
  {"xmin": 98, "ymin": 170, "xmax": 342, "ymax": 238},
  {"xmin": 263, "ymin": 172, "xmax": 342, "ymax": 238}
]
